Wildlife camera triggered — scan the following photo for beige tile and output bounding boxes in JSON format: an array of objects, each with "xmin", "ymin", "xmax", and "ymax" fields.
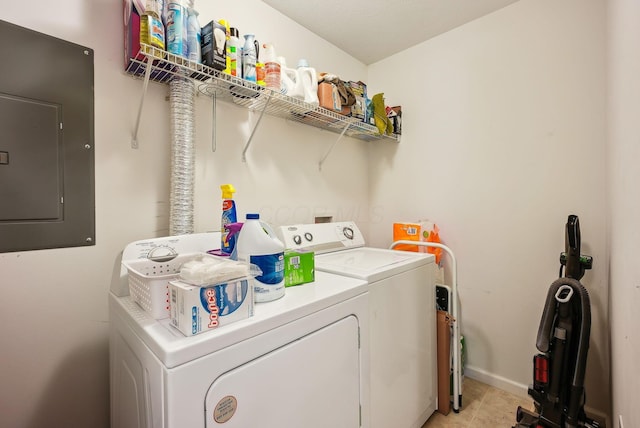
[
  {"xmin": 422, "ymin": 411, "xmax": 470, "ymax": 428},
  {"xmin": 421, "ymin": 378, "xmax": 533, "ymax": 428}
]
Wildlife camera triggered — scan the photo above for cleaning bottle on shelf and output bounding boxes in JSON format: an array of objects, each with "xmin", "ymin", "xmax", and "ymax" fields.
[
  {"xmin": 278, "ymin": 56, "xmax": 301, "ymax": 98},
  {"xmin": 242, "ymin": 34, "xmax": 258, "ymax": 83},
  {"xmin": 262, "ymin": 43, "xmax": 281, "ymax": 91},
  {"xmin": 220, "ymin": 184, "xmax": 237, "ymax": 255},
  {"xmin": 186, "ymin": 7, "xmax": 201, "ymax": 63},
  {"xmin": 296, "ymin": 59, "xmax": 319, "ymax": 107},
  {"xmin": 166, "ymin": 0, "xmax": 187, "ymax": 56},
  {"xmin": 229, "ymin": 27, "xmax": 241, "ymax": 78},
  {"xmin": 235, "ymin": 213, "xmax": 285, "ymax": 303},
  {"xmin": 140, "ymin": 0, "xmax": 165, "ymax": 51}
]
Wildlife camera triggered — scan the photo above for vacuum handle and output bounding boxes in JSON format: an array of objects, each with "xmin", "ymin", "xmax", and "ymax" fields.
[
  {"xmin": 567, "ymin": 214, "xmax": 580, "ymax": 253},
  {"xmin": 565, "ymin": 214, "xmax": 584, "ymax": 279}
]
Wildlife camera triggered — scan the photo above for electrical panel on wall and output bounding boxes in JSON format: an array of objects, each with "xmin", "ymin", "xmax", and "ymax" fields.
[{"xmin": 0, "ymin": 20, "xmax": 95, "ymax": 252}]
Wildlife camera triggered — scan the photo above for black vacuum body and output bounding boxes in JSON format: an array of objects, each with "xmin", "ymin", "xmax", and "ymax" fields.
[{"xmin": 514, "ymin": 215, "xmax": 601, "ymax": 428}]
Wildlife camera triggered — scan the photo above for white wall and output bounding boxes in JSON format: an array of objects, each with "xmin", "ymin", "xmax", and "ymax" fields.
[
  {"xmin": 608, "ymin": 1, "xmax": 640, "ymax": 427},
  {"xmin": 367, "ymin": 0, "xmax": 610, "ymax": 417},
  {"xmin": 0, "ymin": 1, "xmax": 370, "ymax": 427},
  {"xmin": 4, "ymin": 0, "xmax": 630, "ymax": 426}
]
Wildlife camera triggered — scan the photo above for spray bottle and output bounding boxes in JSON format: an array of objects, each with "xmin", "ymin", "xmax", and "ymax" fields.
[
  {"xmin": 262, "ymin": 43, "xmax": 281, "ymax": 91},
  {"xmin": 220, "ymin": 184, "xmax": 237, "ymax": 255}
]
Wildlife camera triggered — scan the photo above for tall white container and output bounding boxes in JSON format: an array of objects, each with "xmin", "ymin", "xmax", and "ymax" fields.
[
  {"xmin": 236, "ymin": 213, "xmax": 285, "ymax": 302},
  {"xmin": 296, "ymin": 59, "xmax": 319, "ymax": 107}
]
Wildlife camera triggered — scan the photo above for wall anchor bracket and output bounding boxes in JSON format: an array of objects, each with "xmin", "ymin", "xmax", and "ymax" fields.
[
  {"xmin": 242, "ymin": 92, "xmax": 273, "ymax": 162},
  {"xmin": 131, "ymin": 55, "xmax": 153, "ymax": 149},
  {"xmin": 319, "ymin": 122, "xmax": 351, "ymax": 171}
]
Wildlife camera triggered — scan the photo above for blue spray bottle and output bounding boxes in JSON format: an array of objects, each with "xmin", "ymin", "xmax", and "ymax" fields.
[{"xmin": 220, "ymin": 184, "xmax": 237, "ymax": 255}]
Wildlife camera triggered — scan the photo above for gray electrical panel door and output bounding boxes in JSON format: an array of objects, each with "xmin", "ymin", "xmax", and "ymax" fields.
[{"xmin": 0, "ymin": 20, "xmax": 95, "ymax": 252}]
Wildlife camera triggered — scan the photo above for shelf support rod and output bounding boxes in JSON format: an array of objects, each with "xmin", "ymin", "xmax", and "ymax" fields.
[
  {"xmin": 242, "ymin": 93, "xmax": 272, "ymax": 162},
  {"xmin": 319, "ymin": 122, "xmax": 351, "ymax": 171},
  {"xmin": 211, "ymin": 92, "xmax": 217, "ymax": 152},
  {"xmin": 131, "ymin": 56, "xmax": 153, "ymax": 149}
]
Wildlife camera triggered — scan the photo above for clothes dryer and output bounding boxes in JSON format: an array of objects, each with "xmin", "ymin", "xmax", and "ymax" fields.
[
  {"xmin": 278, "ymin": 222, "xmax": 437, "ymax": 428},
  {"xmin": 109, "ymin": 232, "xmax": 370, "ymax": 428}
]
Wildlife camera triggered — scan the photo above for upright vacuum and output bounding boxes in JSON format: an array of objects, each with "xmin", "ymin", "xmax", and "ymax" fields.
[{"xmin": 513, "ymin": 215, "xmax": 601, "ymax": 428}]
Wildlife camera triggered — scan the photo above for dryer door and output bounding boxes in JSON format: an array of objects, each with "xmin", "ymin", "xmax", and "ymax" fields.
[{"xmin": 205, "ymin": 315, "xmax": 361, "ymax": 428}]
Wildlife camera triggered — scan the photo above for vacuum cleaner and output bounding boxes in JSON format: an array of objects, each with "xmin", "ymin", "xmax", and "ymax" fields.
[{"xmin": 513, "ymin": 215, "xmax": 602, "ymax": 428}]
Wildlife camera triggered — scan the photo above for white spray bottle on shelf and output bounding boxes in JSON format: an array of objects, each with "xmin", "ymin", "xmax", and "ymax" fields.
[{"xmin": 262, "ymin": 43, "xmax": 281, "ymax": 91}]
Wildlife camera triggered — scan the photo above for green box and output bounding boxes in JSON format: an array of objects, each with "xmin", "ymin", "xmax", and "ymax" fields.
[{"xmin": 284, "ymin": 250, "xmax": 315, "ymax": 287}]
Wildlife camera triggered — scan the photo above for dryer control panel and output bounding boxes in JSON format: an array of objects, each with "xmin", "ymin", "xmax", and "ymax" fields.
[{"xmin": 277, "ymin": 221, "xmax": 365, "ymax": 254}]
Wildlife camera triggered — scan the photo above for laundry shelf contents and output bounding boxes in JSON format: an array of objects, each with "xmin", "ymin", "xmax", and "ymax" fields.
[{"xmin": 126, "ymin": 44, "xmax": 399, "ymax": 143}]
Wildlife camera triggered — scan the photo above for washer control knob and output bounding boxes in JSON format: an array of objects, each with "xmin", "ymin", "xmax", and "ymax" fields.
[
  {"xmin": 343, "ymin": 227, "xmax": 354, "ymax": 240},
  {"xmin": 304, "ymin": 232, "xmax": 313, "ymax": 242},
  {"xmin": 293, "ymin": 235, "xmax": 302, "ymax": 245}
]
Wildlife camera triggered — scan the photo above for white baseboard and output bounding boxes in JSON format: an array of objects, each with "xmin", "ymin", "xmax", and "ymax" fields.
[
  {"xmin": 464, "ymin": 365, "xmax": 529, "ymax": 398},
  {"xmin": 464, "ymin": 365, "xmax": 610, "ymax": 427}
]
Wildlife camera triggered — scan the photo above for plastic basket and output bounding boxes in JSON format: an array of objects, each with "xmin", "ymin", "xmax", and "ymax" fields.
[{"xmin": 123, "ymin": 253, "xmax": 204, "ymax": 319}]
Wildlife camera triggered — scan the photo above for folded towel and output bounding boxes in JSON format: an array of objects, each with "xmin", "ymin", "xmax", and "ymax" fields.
[{"xmin": 179, "ymin": 255, "xmax": 250, "ymax": 286}]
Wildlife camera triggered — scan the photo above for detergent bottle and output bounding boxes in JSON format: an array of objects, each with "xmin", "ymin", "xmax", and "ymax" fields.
[
  {"xmin": 278, "ymin": 56, "xmax": 301, "ymax": 97},
  {"xmin": 220, "ymin": 184, "xmax": 237, "ymax": 255},
  {"xmin": 229, "ymin": 27, "xmax": 241, "ymax": 77},
  {"xmin": 140, "ymin": 0, "xmax": 165, "ymax": 50},
  {"xmin": 296, "ymin": 59, "xmax": 319, "ymax": 107},
  {"xmin": 235, "ymin": 213, "xmax": 285, "ymax": 302}
]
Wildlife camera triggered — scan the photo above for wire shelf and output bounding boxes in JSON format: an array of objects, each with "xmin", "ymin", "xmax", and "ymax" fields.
[{"xmin": 125, "ymin": 44, "xmax": 399, "ymax": 143}]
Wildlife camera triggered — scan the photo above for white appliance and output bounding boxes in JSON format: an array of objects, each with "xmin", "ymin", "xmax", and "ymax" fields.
[
  {"xmin": 109, "ymin": 232, "xmax": 370, "ymax": 428},
  {"xmin": 278, "ymin": 222, "xmax": 437, "ymax": 428}
]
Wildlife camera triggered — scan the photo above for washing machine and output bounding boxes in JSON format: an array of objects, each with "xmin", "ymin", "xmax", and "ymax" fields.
[
  {"xmin": 278, "ymin": 222, "xmax": 437, "ymax": 428},
  {"xmin": 109, "ymin": 232, "xmax": 370, "ymax": 428}
]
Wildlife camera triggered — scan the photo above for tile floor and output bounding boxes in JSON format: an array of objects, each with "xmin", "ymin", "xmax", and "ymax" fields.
[{"xmin": 421, "ymin": 377, "xmax": 533, "ymax": 428}]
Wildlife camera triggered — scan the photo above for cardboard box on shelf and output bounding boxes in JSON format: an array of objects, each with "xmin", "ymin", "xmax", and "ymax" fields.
[
  {"xmin": 201, "ymin": 20, "xmax": 227, "ymax": 70},
  {"xmin": 318, "ymin": 82, "xmax": 351, "ymax": 116},
  {"xmin": 348, "ymin": 81, "xmax": 367, "ymax": 120},
  {"xmin": 388, "ymin": 106, "xmax": 402, "ymax": 135},
  {"xmin": 123, "ymin": 0, "xmax": 173, "ymax": 81},
  {"xmin": 123, "ymin": 0, "xmax": 145, "ymax": 70}
]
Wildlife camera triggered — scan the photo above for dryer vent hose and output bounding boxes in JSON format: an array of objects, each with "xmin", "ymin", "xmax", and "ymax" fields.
[{"xmin": 169, "ymin": 77, "xmax": 195, "ymax": 235}]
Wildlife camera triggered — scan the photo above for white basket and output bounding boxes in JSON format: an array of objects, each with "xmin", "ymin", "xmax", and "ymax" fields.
[{"xmin": 124, "ymin": 253, "xmax": 204, "ymax": 319}]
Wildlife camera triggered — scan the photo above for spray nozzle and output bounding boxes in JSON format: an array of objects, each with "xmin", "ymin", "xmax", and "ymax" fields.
[
  {"xmin": 224, "ymin": 222, "xmax": 244, "ymax": 240},
  {"xmin": 221, "ymin": 184, "xmax": 235, "ymax": 199}
]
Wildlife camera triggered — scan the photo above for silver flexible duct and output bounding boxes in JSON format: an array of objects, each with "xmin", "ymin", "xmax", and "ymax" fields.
[{"xmin": 169, "ymin": 76, "xmax": 195, "ymax": 235}]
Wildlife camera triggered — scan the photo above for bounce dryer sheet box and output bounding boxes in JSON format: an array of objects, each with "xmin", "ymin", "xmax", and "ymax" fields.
[
  {"xmin": 284, "ymin": 250, "xmax": 315, "ymax": 287},
  {"xmin": 169, "ymin": 278, "xmax": 254, "ymax": 336}
]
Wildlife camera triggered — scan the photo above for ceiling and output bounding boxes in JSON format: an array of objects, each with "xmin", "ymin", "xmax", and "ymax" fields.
[{"xmin": 262, "ymin": 0, "xmax": 520, "ymax": 65}]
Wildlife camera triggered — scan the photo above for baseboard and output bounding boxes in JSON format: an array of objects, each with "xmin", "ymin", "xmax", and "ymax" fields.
[
  {"xmin": 464, "ymin": 365, "xmax": 529, "ymax": 398},
  {"xmin": 464, "ymin": 365, "xmax": 611, "ymax": 427}
]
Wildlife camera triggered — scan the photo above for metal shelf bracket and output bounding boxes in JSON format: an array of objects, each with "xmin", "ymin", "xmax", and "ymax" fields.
[
  {"xmin": 319, "ymin": 122, "xmax": 351, "ymax": 171},
  {"xmin": 131, "ymin": 55, "xmax": 153, "ymax": 149},
  {"xmin": 242, "ymin": 92, "xmax": 273, "ymax": 162}
]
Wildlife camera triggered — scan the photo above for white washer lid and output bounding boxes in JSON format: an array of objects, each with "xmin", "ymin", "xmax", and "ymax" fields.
[{"xmin": 316, "ymin": 247, "xmax": 434, "ymax": 282}]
